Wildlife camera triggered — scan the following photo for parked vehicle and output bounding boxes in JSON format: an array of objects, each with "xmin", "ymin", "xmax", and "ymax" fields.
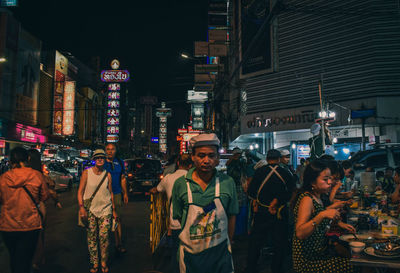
[
  {"xmin": 43, "ymin": 161, "xmax": 74, "ymax": 191},
  {"xmin": 125, "ymin": 159, "xmax": 163, "ymax": 193},
  {"xmin": 350, "ymin": 143, "xmax": 400, "ymax": 179}
]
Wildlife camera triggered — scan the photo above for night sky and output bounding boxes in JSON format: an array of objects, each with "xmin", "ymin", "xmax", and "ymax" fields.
[{"xmin": 9, "ymin": 0, "xmax": 209, "ymax": 130}]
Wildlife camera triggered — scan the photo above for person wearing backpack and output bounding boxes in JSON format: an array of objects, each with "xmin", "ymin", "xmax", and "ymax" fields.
[
  {"xmin": 0, "ymin": 147, "xmax": 49, "ymax": 273},
  {"xmin": 78, "ymin": 149, "xmax": 116, "ymax": 273}
]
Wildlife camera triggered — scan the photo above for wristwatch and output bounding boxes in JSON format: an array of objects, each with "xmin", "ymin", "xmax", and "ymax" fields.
[{"xmin": 311, "ymin": 220, "xmax": 317, "ymax": 227}]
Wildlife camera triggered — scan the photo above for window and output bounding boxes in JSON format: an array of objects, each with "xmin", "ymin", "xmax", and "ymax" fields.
[
  {"xmin": 360, "ymin": 151, "xmax": 388, "ymax": 168},
  {"xmin": 392, "ymin": 148, "xmax": 400, "ymax": 166}
]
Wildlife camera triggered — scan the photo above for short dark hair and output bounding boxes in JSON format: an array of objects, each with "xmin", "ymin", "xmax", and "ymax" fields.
[
  {"xmin": 300, "ymin": 158, "xmax": 306, "ymax": 164},
  {"xmin": 349, "ymin": 169, "xmax": 355, "ymax": 176},
  {"xmin": 326, "ymin": 160, "xmax": 344, "ymax": 180},
  {"xmin": 27, "ymin": 149, "xmax": 42, "ymax": 173},
  {"xmin": 10, "ymin": 147, "xmax": 28, "ymax": 167},
  {"xmin": 178, "ymin": 154, "xmax": 192, "ymax": 168},
  {"xmin": 319, "ymin": 154, "xmax": 335, "ymax": 161},
  {"xmin": 376, "ymin": 171, "xmax": 384, "ymax": 179},
  {"xmin": 385, "ymin": 167, "xmax": 394, "ymax": 172},
  {"xmin": 394, "ymin": 167, "xmax": 400, "ymax": 176},
  {"xmin": 341, "ymin": 160, "xmax": 351, "ymax": 170}
]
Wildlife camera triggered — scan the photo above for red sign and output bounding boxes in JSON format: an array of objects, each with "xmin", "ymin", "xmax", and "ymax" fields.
[
  {"xmin": 107, "ymin": 117, "xmax": 119, "ymax": 126},
  {"xmin": 106, "ymin": 134, "xmax": 119, "ymax": 143},
  {"xmin": 16, "ymin": 123, "xmax": 46, "ymax": 143},
  {"xmin": 108, "ymin": 83, "xmax": 120, "ymax": 91},
  {"xmin": 101, "ymin": 70, "xmax": 130, "ymax": 82},
  {"xmin": 0, "ymin": 139, "xmax": 5, "ymax": 148}
]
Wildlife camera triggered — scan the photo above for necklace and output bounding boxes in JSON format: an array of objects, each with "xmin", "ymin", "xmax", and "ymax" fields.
[{"xmin": 310, "ymin": 191, "xmax": 323, "ymax": 205}]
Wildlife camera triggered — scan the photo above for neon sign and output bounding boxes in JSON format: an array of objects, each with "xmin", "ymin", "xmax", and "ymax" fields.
[
  {"xmin": 62, "ymin": 81, "xmax": 75, "ymax": 135},
  {"xmin": 16, "ymin": 123, "xmax": 46, "ymax": 143},
  {"xmin": 101, "ymin": 70, "xmax": 130, "ymax": 82}
]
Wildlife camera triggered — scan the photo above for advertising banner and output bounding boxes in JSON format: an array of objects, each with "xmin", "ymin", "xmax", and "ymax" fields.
[
  {"xmin": 195, "ymin": 73, "xmax": 215, "ymax": 83},
  {"xmin": 62, "ymin": 81, "xmax": 75, "ymax": 135},
  {"xmin": 209, "ymin": 44, "xmax": 227, "ymax": 56},
  {"xmin": 208, "ymin": 29, "xmax": 227, "ymax": 42},
  {"xmin": 194, "ymin": 41, "xmax": 209, "ymax": 56},
  {"xmin": 53, "ymin": 51, "xmax": 68, "ymax": 135},
  {"xmin": 15, "ymin": 28, "xmax": 41, "ymax": 124},
  {"xmin": 195, "ymin": 64, "xmax": 224, "ymax": 73},
  {"xmin": 187, "ymin": 90, "xmax": 208, "ymax": 103},
  {"xmin": 240, "ymin": 0, "xmax": 273, "ymax": 77}
]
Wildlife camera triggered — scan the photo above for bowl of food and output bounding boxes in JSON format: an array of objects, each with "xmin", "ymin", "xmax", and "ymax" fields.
[{"xmin": 349, "ymin": 241, "xmax": 366, "ymax": 254}]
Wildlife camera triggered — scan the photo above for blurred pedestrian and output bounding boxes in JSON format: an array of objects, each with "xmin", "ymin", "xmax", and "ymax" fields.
[
  {"xmin": 172, "ymin": 133, "xmax": 239, "ymax": 273},
  {"xmin": 245, "ymin": 149, "xmax": 296, "ymax": 273},
  {"xmin": 0, "ymin": 147, "xmax": 49, "ymax": 273},
  {"xmin": 227, "ymin": 147, "xmax": 248, "ymax": 235},
  {"xmin": 78, "ymin": 149, "xmax": 116, "ymax": 273},
  {"xmin": 380, "ymin": 167, "xmax": 395, "ymax": 194},
  {"xmin": 390, "ymin": 167, "xmax": 400, "ymax": 203},
  {"xmin": 150, "ymin": 154, "xmax": 192, "ymax": 273},
  {"xmin": 163, "ymin": 154, "xmax": 178, "ymax": 176},
  {"xmin": 104, "ymin": 143, "xmax": 128, "ymax": 254},
  {"xmin": 27, "ymin": 149, "xmax": 62, "ymax": 272}
]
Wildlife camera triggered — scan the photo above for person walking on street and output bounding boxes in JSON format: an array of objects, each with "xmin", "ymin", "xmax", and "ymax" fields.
[
  {"xmin": 150, "ymin": 154, "xmax": 192, "ymax": 273},
  {"xmin": 245, "ymin": 149, "xmax": 296, "ymax": 273},
  {"xmin": 104, "ymin": 143, "xmax": 128, "ymax": 254},
  {"xmin": 172, "ymin": 133, "xmax": 239, "ymax": 273},
  {"xmin": 27, "ymin": 149, "xmax": 62, "ymax": 272},
  {"xmin": 227, "ymin": 147, "xmax": 248, "ymax": 235},
  {"xmin": 78, "ymin": 149, "xmax": 116, "ymax": 273},
  {"xmin": 0, "ymin": 147, "xmax": 49, "ymax": 273}
]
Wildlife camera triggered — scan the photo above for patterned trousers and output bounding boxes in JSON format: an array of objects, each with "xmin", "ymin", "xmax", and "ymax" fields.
[{"xmin": 86, "ymin": 212, "xmax": 111, "ymax": 265}]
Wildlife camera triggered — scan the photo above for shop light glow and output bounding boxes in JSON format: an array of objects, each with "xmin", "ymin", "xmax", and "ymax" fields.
[
  {"xmin": 334, "ymin": 150, "xmax": 338, "ymax": 154},
  {"xmin": 255, "ymin": 143, "xmax": 259, "ymax": 149},
  {"xmin": 249, "ymin": 145, "xmax": 254, "ymax": 150},
  {"xmin": 219, "ymin": 148, "xmax": 225, "ymax": 154},
  {"xmin": 343, "ymin": 148, "xmax": 350, "ymax": 154},
  {"xmin": 291, "ymin": 143, "xmax": 296, "ymax": 149},
  {"xmin": 333, "ymin": 137, "xmax": 338, "ymax": 143}
]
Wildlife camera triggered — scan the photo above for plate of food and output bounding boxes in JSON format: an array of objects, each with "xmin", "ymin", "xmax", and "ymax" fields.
[
  {"xmin": 364, "ymin": 243, "xmax": 400, "ymax": 259},
  {"xmin": 339, "ymin": 234, "xmax": 374, "ymax": 243}
]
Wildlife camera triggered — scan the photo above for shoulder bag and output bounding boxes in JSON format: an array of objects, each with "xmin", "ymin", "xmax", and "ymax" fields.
[
  {"xmin": 78, "ymin": 171, "xmax": 108, "ymax": 227},
  {"xmin": 22, "ymin": 185, "xmax": 45, "ymax": 225}
]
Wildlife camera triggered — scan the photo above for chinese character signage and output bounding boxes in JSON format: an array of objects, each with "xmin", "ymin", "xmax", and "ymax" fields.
[
  {"xmin": 156, "ymin": 103, "xmax": 171, "ymax": 153},
  {"xmin": 103, "ymin": 61, "xmax": 129, "ymax": 143},
  {"xmin": 53, "ymin": 51, "xmax": 68, "ymax": 135},
  {"xmin": 62, "ymin": 81, "xmax": 75, "ymax": 135}
]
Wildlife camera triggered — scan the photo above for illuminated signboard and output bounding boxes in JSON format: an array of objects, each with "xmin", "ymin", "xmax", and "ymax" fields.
[
  {"xmin": 1, "ymin": 0, "xmax": 18, "ymax": 7},
  {"xmin": 108, "ymin": 83, "xmax": 120, "ymax": 91},
  {"xmin": 101, "ymin": 70, "xmax": 130, "ymax": 82},
  {"xmin": 106, "ymin": 134, "xmax": 119, "ymax": 143},
  {"xmin": 107, "ymin": 117, "xmax": 119, "ymax": 126},
  {"xmin": 108, "ymin": 92, "xmax": 120, "ymax": 100},
  {"xmin": 107, "ymin": 126, "xmax": 119, "ymax": 134},
  {"xmin": 108, "ymin": 100, "xmax": 120, "ymax": 108},
  {"xmin": 151, "ymin": 137, "xmax": 159, "ymax": 143},
  {"xmin": 0, "ymin": 138, "xmax": 5, "ymax": 148},
  {"xmin": 107, "ymin": 109, "xmax": 120, "ymax": 117},
  {"xmin": 62, "ymin": 81, "xmax": 75, "ymax": 135},
  {"xmin": 16, "ymin": 123, "xmax": 46, "ymax": 143}
]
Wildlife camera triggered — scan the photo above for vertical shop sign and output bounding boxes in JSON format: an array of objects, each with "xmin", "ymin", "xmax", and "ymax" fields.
[
  {"xmin": 62, "ymin": 81, "xmax": 75, "ymax": 135},
  {"xmin": 156, "ymin": 102, "xmax": 171, "ymax": 153},
  {"xmin": 102, "ymin": 60, "xmax": 129, "ymax": 143},
  {"xmin": 53, "ymin": 51, "xmax": 68, "ymax": 135}
]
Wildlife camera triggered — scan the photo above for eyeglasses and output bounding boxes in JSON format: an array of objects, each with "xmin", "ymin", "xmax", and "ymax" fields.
[{"xmin": 95, "ymin": 157, "xmax": 106, "ymax": 160}]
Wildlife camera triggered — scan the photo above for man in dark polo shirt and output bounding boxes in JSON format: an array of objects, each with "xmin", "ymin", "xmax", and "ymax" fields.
[
  {"xmin": 245, "ymin": 149, "xmax": 296, "ymax": 273},
  {"xmin": 104, "ymin": 143, "xmax": 128, "ymax": 254}
]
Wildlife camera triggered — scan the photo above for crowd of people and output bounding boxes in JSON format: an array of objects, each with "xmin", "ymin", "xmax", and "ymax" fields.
[{"xmin": 1, "ymin": 134, "xmax": 399, "ymax": 273}]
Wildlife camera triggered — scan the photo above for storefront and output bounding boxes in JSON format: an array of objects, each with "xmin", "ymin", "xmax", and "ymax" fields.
[
  {"xmin": 0, "ymin": 119, "xmax": 47, "ymax": 159},
  {"xmin": 233, "ymin": 97, "xmax": 400, "ymax": 168}
]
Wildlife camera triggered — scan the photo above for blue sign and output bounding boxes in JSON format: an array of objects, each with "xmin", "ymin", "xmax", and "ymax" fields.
[
  {"xmin": 1, "ymin": 0, "xmax": 18, "ymax": 6},
  {"xmin": 351, "ymin": 109, "xmax": 376, "ymax": 119},
  {"xmin": 151, "ymin": 137, "xmax": 159, "ymax": 143}
]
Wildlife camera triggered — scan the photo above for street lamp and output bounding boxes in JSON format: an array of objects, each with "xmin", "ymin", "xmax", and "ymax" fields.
[
  {"xmin": 181, "ymin": 53, "xmax": 190, "ymax": 59},
  {"xmin": 0, "ymin": 57, "xmax": 6, "ymax": 63}
]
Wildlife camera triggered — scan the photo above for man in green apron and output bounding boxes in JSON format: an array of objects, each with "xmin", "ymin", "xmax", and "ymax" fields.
[{"xmin": 171, "ymin": 133, "xmax": 239, "ymax": 273}]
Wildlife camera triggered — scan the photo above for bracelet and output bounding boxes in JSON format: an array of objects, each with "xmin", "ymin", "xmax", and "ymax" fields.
[{"xmin": 311, "ymin": 220, "xmax": 317, "ymax": 228}]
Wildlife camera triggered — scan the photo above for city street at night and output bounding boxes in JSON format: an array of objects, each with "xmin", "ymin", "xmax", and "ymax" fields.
[{"xmin": 1, "ymin": 0, "xmax": 400, "ymax": 272}]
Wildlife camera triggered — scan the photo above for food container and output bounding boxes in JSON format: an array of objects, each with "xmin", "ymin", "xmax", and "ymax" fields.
[
  {"xmin": 382, "ymin": 224, "xmax": 398, "ymax": 235},
  {"xmin": 349, "ymin": 241, "xmax": 366, "ymax": 254}
]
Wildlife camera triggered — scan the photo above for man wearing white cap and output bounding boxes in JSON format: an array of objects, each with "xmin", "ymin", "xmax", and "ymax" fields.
[{"xmin": 172, "ymin": 133, "xmax": 239, "ymax": 273}]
